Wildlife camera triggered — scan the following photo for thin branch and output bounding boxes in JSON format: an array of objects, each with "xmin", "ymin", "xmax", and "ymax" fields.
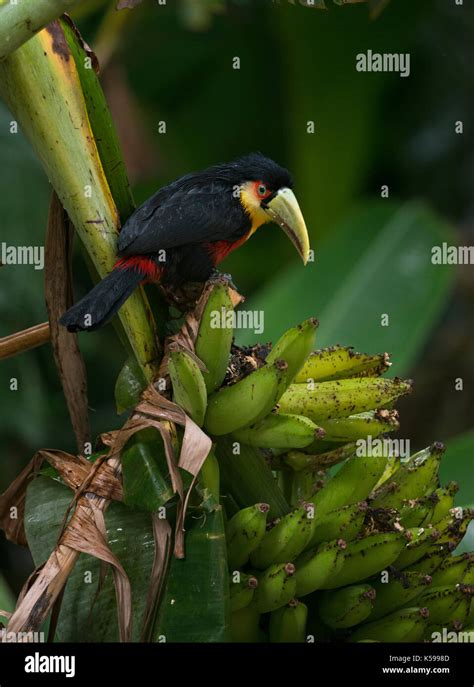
[{"xmin": 0, "ymin": 323, "xmax": 50, "ymax": 361}]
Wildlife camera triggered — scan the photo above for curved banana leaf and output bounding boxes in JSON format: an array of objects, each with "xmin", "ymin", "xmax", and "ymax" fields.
[{"xmin": 239, "ymin": 202, "xmax": 456, "ymax": 377}]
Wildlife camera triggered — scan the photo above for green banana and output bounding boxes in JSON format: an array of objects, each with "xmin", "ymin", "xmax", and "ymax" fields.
[
  {"xmin": 429, "ymin": 482, "xmax": 459, "ymax": 524},
  {"xmin": 429, "ymin": 553, "xmax": 474, "ymax": 587},
  {"xmin": 285, "ymin": 443, "xmax": 357, "ymax": 472},
  {"xmin": 399, "ymin": 498, "xmax": 435, "ymax": 528},
  {"xmin": 229, "ymin": 573, "xmax": 259, "ymax": 612},
  {"xmin": 229, "ymin": 605, "xmax": 261, "ymax": 642},
  {"xmin": 370, "ymin": 570, "xmax": 433, "ymax": 621},
  {"xmin": 168, "ymin": 349, "xmax": 207, "ymax": 426},
  {"xmin": 253, "ymin": 562, "xmax": 297, "ymax": 613},
  {"xmin": 414, "ymin": 586, "xmax": 469, "ymax": 625},
  {"xmin": 309, "ymin": 454, "xmax": 388, "ymax": 517},
  {"xmin": 195, "ymin": 283, "xmax": 234, "ymax": 393},
  {"xmin": 319, "ymin": 584, "xmax": 376, "ymax": 629},
  {"xmin": 431, "ymin": 508, "xmax": 474, "ymax": 549},
  {"xmin": 250, "ymin": 503, "xmax": 315, "ymax": 569},
  {"xmin": 317, "ymin": 411, "xmax": 400, "ymax": 443},
  {"xmin": 406, "ymin": 550, "xmax": 446, "ymax": 576},
  {"xmin": 278, "ymin": 378, "xmax": 412, "ymax": 422},
  {"xmin": 266, "ymin": 317, "xmax": 318, "ymax": 386},
  {"xmin": 295, "ymin": 346, "xmax": 391, "ymax": 383},
  {"xmin": 371, "ymin": 443, "xmax": 444, "ymax": 509},
  {"xmin": 294, "ymin": 540, "xmax": 346, "ymax": 598},
  {"xmin": 392, "ymin": 526, "xmax": 442, "ymax": 569},
  {"xmin": 350, "ymin": 607, "xmax": 430, "ymax": 643},
  {"xmin": 308, "ymin": 501, "xmax": 367, "ymax": 548},
  {"xmin": 269, "ymin": 599, "xmax": 308, "ymax": 642},
  {"xmin": 320, "ymin": 532, "xmax": 405, "ymax": 590},
  {"xmin": 226, "ymin": 503, "xmax": 270, "ymax": 570},
  {"xmin": 285, "ymin": 470, "xmax": 319, "ymax": 507},
  {"xmin": 204, "ymin": 360, "xmax": 287, "ymax": 435},
  {"xmin": 232, "ymin": 413, "xmax": 323, "ymax": 449}
]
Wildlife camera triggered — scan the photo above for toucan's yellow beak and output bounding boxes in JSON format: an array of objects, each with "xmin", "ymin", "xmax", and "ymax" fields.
[{"xmin": 263, "ymin": 188, "xmax": 310, "ymax": 265}]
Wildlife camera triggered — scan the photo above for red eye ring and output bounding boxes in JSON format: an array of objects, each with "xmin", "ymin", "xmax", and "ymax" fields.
[{"xmin": 255, "ymin": 181, "xmax": 270, "ymax": 199}]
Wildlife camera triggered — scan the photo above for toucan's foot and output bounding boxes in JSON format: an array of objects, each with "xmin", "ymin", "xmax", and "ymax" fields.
[{"xmin": 209, "ymin": 269, "xmax": 238, "ymax": 291}]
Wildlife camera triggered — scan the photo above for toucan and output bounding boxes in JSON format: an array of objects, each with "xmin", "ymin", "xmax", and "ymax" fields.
[{"xmin": 60, "ymin": 153, "xmax": 310, "ymax": 332}]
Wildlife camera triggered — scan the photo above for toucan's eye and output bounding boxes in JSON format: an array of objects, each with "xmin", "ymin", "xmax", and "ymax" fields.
[{"xmin": 257, "ymin": 184, "xmax": 267, "ymax": 197}]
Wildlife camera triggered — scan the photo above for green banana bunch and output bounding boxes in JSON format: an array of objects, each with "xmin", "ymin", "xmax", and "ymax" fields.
[
  {"xmin": 320, "ymin": 532, "xmax": 405, "ymax": 590},
  {"xmin": 232, "ymin": 413, "xmax": 323, "ymax": 449},
  {"xmin": 204, "ymin": 360, "xmax": 287, "ymax": 435},
  {"xmin": 226, "ymin": 503, "xmax": 270, "ymax": 570},
  {"xmin": 229, "ymin": 573, "xmax": 259, "ymax": 612},
  {"xmin": 295, "ymin": 346, "xmax": 391, "ymax": 383},
  {"xmin": 168, "ymin": 349, "xmax": 207, "ymax": 426},
  {"xmin": 318, "ymin": 584, "xmax": 376, "ymax": 629},
  {"xmin": 350, "ymin": 607, "xmax": 430, "ymax": 643},
  {"xmin": 279, "ymin": 378, "xmax": 412, "ymax": 422},
  {"xmin": 308, "ymin": 501, "xmax": 367, "ymax": 548},
  {"xmin": 294, "ymin": 540, "xmax": 346, "ymax": 598},
  {"xmin": 269, "ymin": 599, "xmax": 308, "ymax": 642},
  {"xmin": 163, "ymin": 296, "xmax": 474, "ymax": 644},
  {"xmin": 195, "ymin": 283, "xmax": 234, "ymax": 393},
  {"xmin": 309, "ymin": 454, "xmax": 388, "ymax": 517},
  {"xmin": 370, "ymin": 570, "xmax": 433, "ymax": 621},
  {"xmin": 317, "ymin": 410, "xmax": 400, "ymax": 443},
  {"xmin": 266, "ymin": 317, "xmax": 318, "ymax": 386},
  {"xmin": 250, "ymin": 503, "xmax": 315, "ymax": 569},
  {"xmin": 253, "ymin": 562, "xmax": 297, "ymax": 613},
  {"xmin": 371, "ymin": 443, "xmax": 444, "ymax": 509}
]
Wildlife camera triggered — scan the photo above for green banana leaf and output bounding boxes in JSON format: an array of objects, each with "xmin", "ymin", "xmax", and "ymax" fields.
[
  {"xmin": 121, "ymin": 429, "xmax": 174, "ymax": 512},
  {"xmin": 25, "ymin": 473, "xmax": 229, "ymax": 642},
  {"xmin": 115, "ymin": 356, "xmax": 148, "ymax": 414},
  {"xmin": 154, "ymin": 505, "xmax": 229, "ymax": 642},
  {"xmin": 25, "ymin": 476, "xmax": 156, "ymax": 642},
  {"xmin": 238, "ymin": 202, "xmax": 456, "ymax": 377}
]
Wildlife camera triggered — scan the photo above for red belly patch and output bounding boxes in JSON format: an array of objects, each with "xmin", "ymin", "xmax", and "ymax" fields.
[{"xmin": 114, "ymin": 256, "xmax": 162, "ymax": 281}]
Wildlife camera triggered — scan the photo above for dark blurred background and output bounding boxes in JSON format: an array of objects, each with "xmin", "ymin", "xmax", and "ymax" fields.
[{"xmin": 1, "ymin": 0, "xmax": 473, "ymax": 599}]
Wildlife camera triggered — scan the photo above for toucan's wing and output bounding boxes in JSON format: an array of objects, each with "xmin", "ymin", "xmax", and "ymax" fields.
[{"xmin": 118, "ymin": 183, "xmax": 247, "ymax": 255}]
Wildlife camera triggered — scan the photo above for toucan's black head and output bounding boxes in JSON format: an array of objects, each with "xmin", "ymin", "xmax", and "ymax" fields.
[{"xmin": 218, "ymin": 152, "xmax": 294, "ymax": 191}]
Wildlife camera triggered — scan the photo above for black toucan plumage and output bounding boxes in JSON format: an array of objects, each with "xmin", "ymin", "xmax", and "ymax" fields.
[{"xmin": 60, "ymin": 153, "xmax": 310, "ymax": 332}]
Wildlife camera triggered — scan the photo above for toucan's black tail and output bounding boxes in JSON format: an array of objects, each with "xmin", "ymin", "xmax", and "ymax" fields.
[{"xmin": 59, "ymin": 266, "xmax": 143, "ymax": 332}]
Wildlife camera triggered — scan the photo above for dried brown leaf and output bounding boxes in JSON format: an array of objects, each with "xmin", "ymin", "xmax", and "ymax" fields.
[{"xmin": 45, "ymin": 192, "xmax": 90, "ymax": 453}]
